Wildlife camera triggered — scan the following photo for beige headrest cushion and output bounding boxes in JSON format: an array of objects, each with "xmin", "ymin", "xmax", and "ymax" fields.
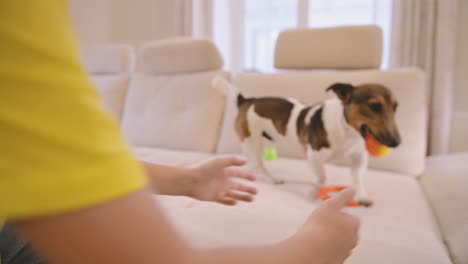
[
  {"xmin": 82, "ymin": 44, "xmax": 135, "ymax": 74},
  {"xmin": 274, "ymin": 25, "xmax": 383, "ymax": 70},
  {"xmin": 140, "ymin": 38, "xmax": 224, "ymax": 74}
]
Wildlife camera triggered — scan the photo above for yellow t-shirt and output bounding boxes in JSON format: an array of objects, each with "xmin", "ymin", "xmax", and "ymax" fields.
[{"xmin": 0, "ymin": 1, "xmax": 148, "ymax": 221}]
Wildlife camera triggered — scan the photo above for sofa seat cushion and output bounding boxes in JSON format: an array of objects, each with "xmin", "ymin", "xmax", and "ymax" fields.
[
  {"xmin": 421, "ymin": 153, "xmax": 468, "ymax": 264},
  {"xmin": 133, "ymin": 148, "xmax": 450, "ymax": 263}
]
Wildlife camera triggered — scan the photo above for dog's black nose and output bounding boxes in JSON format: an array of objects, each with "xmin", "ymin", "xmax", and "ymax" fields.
[{"xmin": 386, "ymin": 136, "xmax": 401, "ymax": 148}]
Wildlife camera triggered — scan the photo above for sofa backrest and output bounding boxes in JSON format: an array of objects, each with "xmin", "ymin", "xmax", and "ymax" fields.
[
  {"xmin": 121, "ymin": 38, "xmax": 229, "ymax": 153},
  {"xmin": 217, "ymin": 26, "xmax": 428, "ymax": 176},
  {"xmin": 82, "ymin": 44, "xmax": 135, "ymax": 121},
  {"xmin": 275, "ymin": 25, "xmax": 383, "ymax": 70}
]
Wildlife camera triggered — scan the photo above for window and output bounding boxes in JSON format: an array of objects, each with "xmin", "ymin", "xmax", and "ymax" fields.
[
  {"xmin": 213, "ymin": 0, "xmax": 393, "ymax": 72},
  {"xmin": 308, "ymin": 0, "xmax": 393, "ymax": 68},
  {"xmin": 243, "ymin": 0, "xmax": 298, "ymax": 72}
]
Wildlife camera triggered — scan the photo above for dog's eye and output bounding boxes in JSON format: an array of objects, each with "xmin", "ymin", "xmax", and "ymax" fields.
[
  {"xmin": 394, "ymin": 103, "xmax": 398, "ymax": 112},
  {"xmin": 369, "ymin": 103, "xmax": 383, "ymax": 113}
]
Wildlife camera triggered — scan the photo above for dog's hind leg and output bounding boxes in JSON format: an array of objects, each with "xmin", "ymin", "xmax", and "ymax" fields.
[{"xmin": 242, "ymin": 136, "xmax": 284, "ymax": 184}]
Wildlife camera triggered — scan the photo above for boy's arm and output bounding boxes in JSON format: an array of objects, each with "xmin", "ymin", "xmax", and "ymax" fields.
[
  {"xmin": 16, "ymin": 188, "xmax": 358, "ymax": 264},
  {"xmin": 142, "ymin": 162, "xmax": 194, "ymax": 196},
  {"xmin": 142, "ymin": 157, "xmax": 258, "ymax": 205}
]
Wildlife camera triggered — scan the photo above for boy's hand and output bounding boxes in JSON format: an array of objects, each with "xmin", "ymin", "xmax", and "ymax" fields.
[
  {"xmin": 189, "ymin": 157, "xmax": 258, "ymax": 205},
  {"xmin": 294, "ymin": 188, "xmax": 360, "ymax": 264}
]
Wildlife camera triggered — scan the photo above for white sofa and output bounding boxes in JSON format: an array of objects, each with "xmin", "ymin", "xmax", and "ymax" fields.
[
  {"xmin": 83, "ymin": 44, "xmax": 136, "ymax": 121},
  {"xmin": 86, "ymin": 27, "xmax": 468, "ymax": 264}
]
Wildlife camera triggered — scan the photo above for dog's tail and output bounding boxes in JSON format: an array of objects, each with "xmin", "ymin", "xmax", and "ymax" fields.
[{"xmin": 212, "ymin": 75, "xmax": 247, "ymax": 107}]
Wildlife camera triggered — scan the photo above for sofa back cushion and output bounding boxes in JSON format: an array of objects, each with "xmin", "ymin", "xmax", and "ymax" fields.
[
  {"xmin": 121, "ymin": 38, "xmax": 228, "ymax": 153},
  {"xmin": 216, "ymin": 68, "xmax": 427, "ymax": 176},
  {"xmin": 91, "ymin": 75, "xmax": 131, "ymax": 121},
  {"xmin": 140, "ymin": 37, "xmax": 224, "ymax": 74},
  {"xmin": 82, "ymin": 44, "xmax": 135, "ymax": 121},
  {"xmin": 275, "ymin": 26, "xmax": 383, "ymax": 70},
  {"xmin": 121, "ymin": 71, "xmax": 228, "ymax": 152}
]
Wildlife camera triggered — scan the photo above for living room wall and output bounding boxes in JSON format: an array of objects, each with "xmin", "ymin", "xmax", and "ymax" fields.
[
  {"xmin": 111, "ymin": 0, "xmax": 186, "ymax": 47},
  {"xmin": 69, "ymin": 0, "xmax": 186, "ymax": 48},
  {"xmin": 69, "ymin": 0, "xmax": 113, "ymax": 47}
]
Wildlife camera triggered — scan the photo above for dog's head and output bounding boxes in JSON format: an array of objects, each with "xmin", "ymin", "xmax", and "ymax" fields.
[{"xmin": 327, "ymin": 83, "xmax": 401, "ymax": 148}]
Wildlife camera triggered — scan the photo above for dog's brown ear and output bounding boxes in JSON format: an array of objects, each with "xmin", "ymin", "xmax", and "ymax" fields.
[{"xmin": 326, "ymin": 83, "xmax": 355, "ymax": 103}]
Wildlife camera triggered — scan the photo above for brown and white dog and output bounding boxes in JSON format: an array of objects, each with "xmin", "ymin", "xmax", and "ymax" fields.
[{"xmin": 214, "ymin": 78, "xmax": 401, "ymax": 206}]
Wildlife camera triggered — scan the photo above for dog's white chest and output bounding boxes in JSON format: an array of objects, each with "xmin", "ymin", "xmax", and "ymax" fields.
[{"xmin": 322, "ymin": 99, "xmax": 366, "ymax": 160}]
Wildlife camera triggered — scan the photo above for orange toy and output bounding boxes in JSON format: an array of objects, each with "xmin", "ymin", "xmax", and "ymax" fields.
[
  {"xmin": 366, "ymin": 133, "xmax": 391, "ymax": 157},
  {"xmin": 318, "ymin": 185, "xmax": 361, "ymax": 207}
]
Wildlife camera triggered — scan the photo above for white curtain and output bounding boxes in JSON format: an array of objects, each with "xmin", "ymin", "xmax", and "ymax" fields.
[{"xmin": 390, "ymin": 0, "xmax": 459, "ymax": 155}]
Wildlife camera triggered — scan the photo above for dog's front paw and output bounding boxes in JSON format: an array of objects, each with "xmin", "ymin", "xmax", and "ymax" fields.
[
  {"xmin": 260, "ymin": 170, "xmax": 284, "ymax": 185},
  {"xmin": 357, "ymin": 198, "xmax": 373, "ymax": 207}
]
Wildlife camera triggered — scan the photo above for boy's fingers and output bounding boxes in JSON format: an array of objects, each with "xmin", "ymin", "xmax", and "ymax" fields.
[
  {"xmin": 323, "ymin": 188, "xmax": 355, "ymax": 210},
  {"xmin": 216, "ymin": 157, "xmax": 246, "ymax": 168},
  {"xmin": 231, "ymin": 169, "xmax": 256, "ymax": 181},
  {"xmin": 232, "ymin": 182, "xmax": 258, "ymax": 195},
  {"xmin": 217, "ymin": 197, "xmax": 237, "ymax": 206},
  {"xmin": 227, "ymin": 191, "xmax": 254, "ymax": 202}
]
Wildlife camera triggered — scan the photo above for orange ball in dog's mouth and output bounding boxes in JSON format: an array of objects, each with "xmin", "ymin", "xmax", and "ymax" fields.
[{"xmin": 365, "ymin": 133, "xmax": 391, "ymax": 157}]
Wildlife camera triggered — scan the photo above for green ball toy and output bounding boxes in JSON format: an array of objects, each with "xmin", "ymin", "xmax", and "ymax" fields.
[{"xmin": 263, "ymin": 147, "xmax": 278, "ymax": 161}]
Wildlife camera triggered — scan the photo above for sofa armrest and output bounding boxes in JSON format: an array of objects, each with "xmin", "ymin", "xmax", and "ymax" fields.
[{"xmin": 420, "ymin": 153, "xmax": 468, "ymax": 264}]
